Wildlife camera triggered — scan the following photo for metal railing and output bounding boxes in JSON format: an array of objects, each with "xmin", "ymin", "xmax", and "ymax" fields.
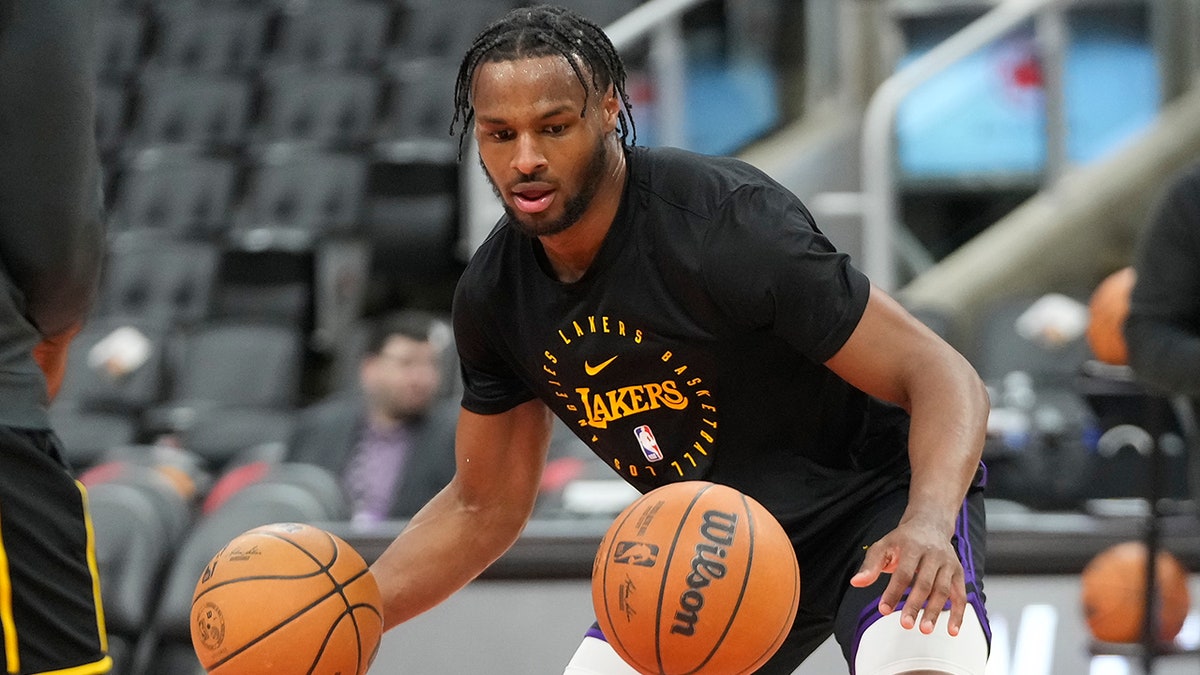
[
  {"xmin": 860, "ymin": 0, "xmax": 1071, "ymax": 292},
  {"xmin": 606, "ymin": 0, "xmax": 712, "ymax": 149}
]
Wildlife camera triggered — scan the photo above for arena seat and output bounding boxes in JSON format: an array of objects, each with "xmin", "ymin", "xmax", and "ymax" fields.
[
  {"xmin": 141, "ymin": 320, "xmax": 306, "ymax": 434},
  {"xmin": 231, "ymin": 144, "xmax": 369, "ymax": 248},
  {"xmin": 108, "ymin": 149, "xmax": 239, "ymax": 240},
  {"xmin": 130, "ymin": 69, "xmax": 255, "ymax": 151},
  {"xmin": 391, "ymin": 0, "xmax": 500, "ymax": 62},
  {"xmin": 54, "ymin": 314, "xmax": 170, "ymax": 416},
  {"xmin": 271, "ymin": 0, "xmax": 392, "ymax": 70},
  {"xmin": 378, "ymin": 57, "xmax": 459, "ymax": 146},
  {"xmin": 147, "ymin": 3, "xmax": 271, "ymax": 74},
  {"xmin": 94, "ymin": 9, "xmax": 146, "ymax": 81},
  {"xmin": 87, "ymin": 464, "xmax": 196, "ymax": 673},
  {"xmin": 48, "ymin": 407, "xmax": 139, "ymax": 473},
  {"xmin": 176, "ymin": 406, "xmax": 297, "ymax": 474},
  {"xmin": 99, "ymin": 233, "xmax": 220, "ymax": 327},
  {"xmin": 255, "ymin": 68, "xmax": 383, "ymax": 148}
]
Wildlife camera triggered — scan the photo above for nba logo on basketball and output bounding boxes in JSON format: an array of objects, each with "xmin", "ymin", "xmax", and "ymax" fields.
[
  {"xmin": 633, "ymin": 425, "xmax": 663, "ymax": 461},
  {"xmin": 613, "ymin": 541, "xmax": 659, "ymax": 567}
]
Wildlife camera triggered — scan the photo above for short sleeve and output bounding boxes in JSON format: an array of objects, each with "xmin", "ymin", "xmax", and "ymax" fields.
[
  {"xmin": 451, "ymin": 273, "xmax": 537, "ymax": 415},
  {"xmin": 701, "ymin": 183, "xmax": 870, "ymax": 363}
]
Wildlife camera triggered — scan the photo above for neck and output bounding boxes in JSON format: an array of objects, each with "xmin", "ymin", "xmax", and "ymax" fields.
[{"xmin": 539, "ymin": 142, "xmax": 627, "ymax": 283}]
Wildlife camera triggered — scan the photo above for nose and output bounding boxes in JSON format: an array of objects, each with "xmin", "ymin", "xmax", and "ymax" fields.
[{"xmin": 511, "ymin": 133, "xmax": 547, "ymax": 176}]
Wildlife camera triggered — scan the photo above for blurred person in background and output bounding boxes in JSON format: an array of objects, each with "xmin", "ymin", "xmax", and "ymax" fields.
[
  {"xmin": 0, "ymin": 0, "xmax": 112, "ymax": 672},
  {"xmin": 1125, "ymin": 158, "xmax": 1200, "ymax": 397},
  {"xmin": 286, "ymin": 310, "xmax": 458, "ymax": 526}
]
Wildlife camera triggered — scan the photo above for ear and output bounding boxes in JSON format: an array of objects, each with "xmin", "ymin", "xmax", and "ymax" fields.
[{"xmin": 600, "ymin": 85, "xmax": 621, "ymax": 133}]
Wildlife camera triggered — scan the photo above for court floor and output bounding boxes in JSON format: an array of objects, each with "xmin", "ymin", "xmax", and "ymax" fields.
[{"xmin": 374, "ymin": 574, "xmax": 1200, "ymax": 674}]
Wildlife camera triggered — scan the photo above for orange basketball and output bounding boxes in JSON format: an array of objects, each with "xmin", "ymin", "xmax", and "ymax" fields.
[
  {"xmin": 1080, "ymin": 541, "xmax": 1192, "ymax": 644},
  {"xmin": 592, "ymin": 481, "xmax": 800, "ymax": 675},
  {"xmin": 1086, "ymin": 267, "xmax": 1136, "ymax": 365},
  {"xmin": 191, "ymin": 522, "xmax": 383, "ymax": 674}
]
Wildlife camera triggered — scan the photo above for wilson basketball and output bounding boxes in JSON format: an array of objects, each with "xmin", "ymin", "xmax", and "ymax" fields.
[
  {"xmin": 1086, "ymin": 266, "xmax": 1136, "ymax": 366},
  {"xmin": 592, "ymin": 481, "xmax": 800, "ymax": 675},
  {"xmin": 191, "ymin": 522, "xmax": 383, "ymax": 674},
  {"xmin": 1080, "ymin": 541, "xmax": 1191, "ymax": 643}
]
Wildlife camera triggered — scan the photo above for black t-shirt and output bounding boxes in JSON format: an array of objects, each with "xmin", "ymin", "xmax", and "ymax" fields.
[{"xmin": 453, "ymin": 145, "xmax": 911, "ymax": 532}]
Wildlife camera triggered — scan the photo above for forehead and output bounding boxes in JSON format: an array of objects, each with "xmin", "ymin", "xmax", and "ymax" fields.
[{"xmin": 471, "ymin": 55, "xmax": 591, "ymax": 113}]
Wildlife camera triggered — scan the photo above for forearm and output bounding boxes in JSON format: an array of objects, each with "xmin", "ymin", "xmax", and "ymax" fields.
[
  {"xmin": 370, "ymin": 481, "xmax": 534, "ymax": 630},
  {"xmin": 370, "ymin": 401, "xmax": 553, "ymax": 631},
  {"xmin": 901, "ymin": 354, "xmax": 989, "ymax": 535}
]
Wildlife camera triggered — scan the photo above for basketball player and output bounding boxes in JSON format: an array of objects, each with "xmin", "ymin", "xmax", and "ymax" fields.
[
  {"xmin": 0, "ymin": 0, "xmax": 112, "ymax": 672},
  {"xmin": 370, "ymin": 5, "xmax": 991, "ymax": 674}
]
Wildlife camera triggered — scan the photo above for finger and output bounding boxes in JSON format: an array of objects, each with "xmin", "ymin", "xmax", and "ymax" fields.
[
  {"xmin": 895, "ymin": 559, "xmax": 927, "ymax": 630},
  {"xmin": 849, "ymin": 542, "xmax": 895, "ymax": 590},
  {"xmin": 915, "ymin": 566, "xmax": 957, "ymax": 635},
  {"xmin": 884, "ymin": 557, "xmax": 920, "ymax": 624},
  {"xmin": 944, "ymin": 571, "xmax": 968, "ymax": 636}
]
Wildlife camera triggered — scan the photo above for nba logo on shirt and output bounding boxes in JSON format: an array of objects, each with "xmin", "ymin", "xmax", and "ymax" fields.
[{"xmin": 633, "ymin": 425, "xmax": 664, "ymax": 462}]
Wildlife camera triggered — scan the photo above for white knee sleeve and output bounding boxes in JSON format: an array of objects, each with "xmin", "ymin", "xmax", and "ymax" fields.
[
  {"xmin": 855, "ymin": 603, "xmax": 988, "ymax": 675},
  {"xmin": 563, "ymin": 636, "xmax": 644, "ymax": 675}
]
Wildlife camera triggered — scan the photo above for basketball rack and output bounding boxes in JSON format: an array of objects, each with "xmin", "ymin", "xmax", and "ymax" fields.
[{"xmin": 1076, "ymin": 361, "xmax": 1200, "ymax": 673}]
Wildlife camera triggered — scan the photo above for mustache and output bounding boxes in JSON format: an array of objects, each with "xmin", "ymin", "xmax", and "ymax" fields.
[
  {"xmin": 509, "ymin": 170, "xmax": 547, "ymax": 188},
  {"xmin": 478, "ymin": 159, "xmax": 550, "ymax": 198}
]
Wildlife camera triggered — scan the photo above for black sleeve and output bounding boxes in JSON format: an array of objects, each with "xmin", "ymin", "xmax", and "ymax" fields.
[
  {"xmin": 451, "ymin": 269, "xmax": 536, "ymax": 415},
  {"xmin": 0, "ymin": 0, "xmax": 106, "ymax": 337},
  {"xmin": 700, "ymin": 183, "xmax": 870, "ymax": 363},
  {"xmin": 1124, "ymin": 164, "xmax": 1200, "ymax": 396}
]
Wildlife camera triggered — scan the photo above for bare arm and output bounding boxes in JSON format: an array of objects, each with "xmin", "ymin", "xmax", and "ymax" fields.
[
  {"xmin": 826, "ymin": 285, "xmax": 989, "ymax": 635},
  {"xmin": 370, "ymin": 399, "xmax": 554, "ymax": 630}
]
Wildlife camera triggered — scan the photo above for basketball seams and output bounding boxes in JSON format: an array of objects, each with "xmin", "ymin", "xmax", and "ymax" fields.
[
  {"xmin": 598, "ymin": 487, "xmax": 664, "ymax": 673},
  {"xmin": 678, "ymin": 490, "xmax": 755, "ymax": 675},
  {"xmin": 195, "ymin": 524, "xmax": 382, "ymax": 675},
  {"xmin": 740, "ymin": 497, "xmax": 800, "ymax": 674},
  {"xmin": 195, "ymin": 531, "xmax": 338, "ymax": 602},
  {"xmin": 654, "ymin": 481, "xmax": 711, "ymax": 675},
  {"xmin": 305, "ymin": 611, "xmax": 354, "ymax": 675},
  {"xmin": 208, "ymin": 588, "xmax": 345, "ymax": 670},
  {"xmin": 593, "ymin": 482, "xmax": 800, "ymax": 675}
]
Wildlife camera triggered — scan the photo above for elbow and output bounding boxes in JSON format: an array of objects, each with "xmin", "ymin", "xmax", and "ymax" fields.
[{"xmin": 23, "ymin": 214, "xmax": 106, "ymax": 336}]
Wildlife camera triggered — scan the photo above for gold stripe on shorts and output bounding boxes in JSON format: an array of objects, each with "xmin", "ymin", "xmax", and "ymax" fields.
[
  {"xmin": 0, "ymin": 506, "xmax": 18, "ymax": 674},
  {"xmin": 75, "ymin": 482, "xmax": 108, "ymax": 655},
  {"xmin": 29, "ymin": 655, "xmax": 113, "ymax": 675}
]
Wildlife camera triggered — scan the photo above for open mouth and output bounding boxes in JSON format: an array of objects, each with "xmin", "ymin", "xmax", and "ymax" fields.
[{"xmin": 512, "ymin": 185, "xmax": 556, "ymax": 214}]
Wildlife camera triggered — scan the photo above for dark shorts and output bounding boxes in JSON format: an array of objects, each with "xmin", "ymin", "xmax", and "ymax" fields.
[
  {"xmin": 586, "ymin": 480, "xmax": 989, "ymax": 674},
  {"xmin": 0, "ymin": 426, "xmax": 111, "ymax": 674},
  {"xmin": 756, "ymin": 481, "xmax": 990, "ymax": 674}
]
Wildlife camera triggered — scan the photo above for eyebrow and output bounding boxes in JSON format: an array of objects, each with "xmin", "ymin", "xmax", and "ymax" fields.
[{"xmin": 476, "ymin": 104, "xmax": 578, "ymax": 125}]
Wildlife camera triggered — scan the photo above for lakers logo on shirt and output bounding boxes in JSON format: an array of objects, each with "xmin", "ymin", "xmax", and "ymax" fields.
[{"xmin": 540, "ymin": 313, "xmax": 718, "ymax": 485}]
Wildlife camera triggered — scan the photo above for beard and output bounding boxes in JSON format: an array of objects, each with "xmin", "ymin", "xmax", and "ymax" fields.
[{"xmin": 482, "ymin": 135, "xmax": 610, "ymax": 238}]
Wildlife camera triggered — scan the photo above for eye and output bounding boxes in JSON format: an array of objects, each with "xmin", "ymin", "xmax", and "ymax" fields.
[
  {"xmin": 545, "ymin": 124, "xmax": 567, "ymax": 135},
  {"xmin": 489, "ymin": 129, "xmax": 514, "ymax": 141}
]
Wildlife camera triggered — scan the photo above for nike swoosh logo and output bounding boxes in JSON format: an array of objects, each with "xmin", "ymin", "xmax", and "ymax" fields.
[{"xmin": 584, "ymin": 355, "xmax": 619, "ymax": 376}]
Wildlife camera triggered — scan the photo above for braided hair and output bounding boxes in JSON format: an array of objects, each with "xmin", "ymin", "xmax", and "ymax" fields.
[{"xmin": 451, "ymin": 4, "xmax": 637, "ymax": 153}]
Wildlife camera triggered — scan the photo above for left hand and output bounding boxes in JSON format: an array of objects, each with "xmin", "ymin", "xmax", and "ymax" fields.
[{"xmin": 848, "ymin": 517, "xmax": 966, "ymax": 636}]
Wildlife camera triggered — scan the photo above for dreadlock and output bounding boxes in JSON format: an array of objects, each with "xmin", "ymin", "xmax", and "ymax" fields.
[{"xmin": 451, "ymin": 4, "xmax": 637, "ymax": 155}]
